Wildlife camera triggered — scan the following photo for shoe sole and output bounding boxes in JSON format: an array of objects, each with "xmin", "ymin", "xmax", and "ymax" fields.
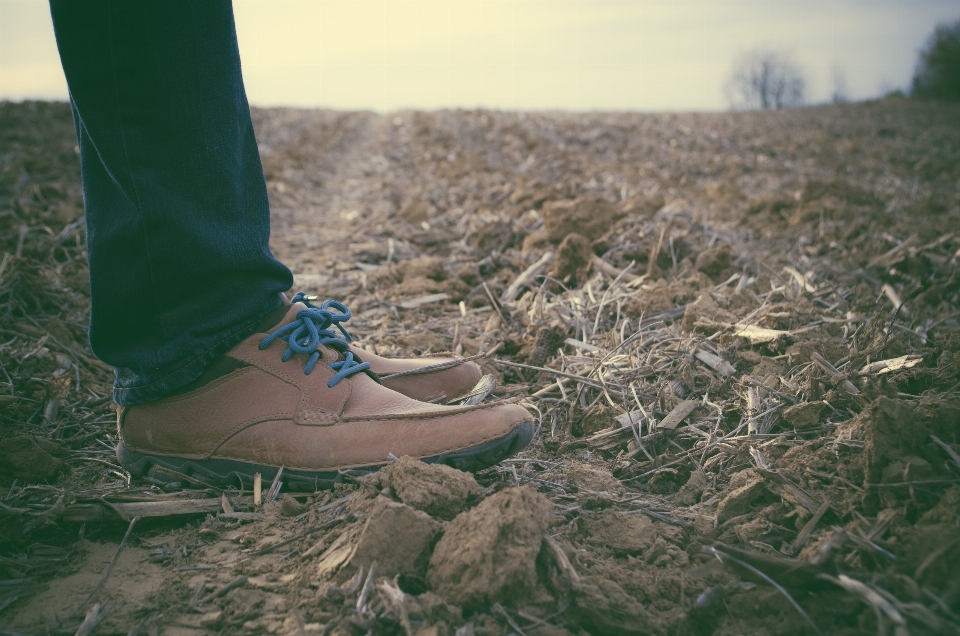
[{"xmin": 117, "ymin": 421, "xmax": 534, "ymax": 492}]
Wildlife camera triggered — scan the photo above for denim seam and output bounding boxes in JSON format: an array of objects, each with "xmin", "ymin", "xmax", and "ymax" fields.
[
  {"xmin": 113, "ymin": 311, "xmax": 266, "ymax": 394},
  {"xmin": 104, "ymin": 1, "xmax": 165, "ymax": 340}
]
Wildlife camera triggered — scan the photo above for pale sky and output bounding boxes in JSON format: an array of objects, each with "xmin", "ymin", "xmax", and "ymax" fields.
[{"xmin": 1, "ymin": 0, "xmax": 957, "ymax": 111}]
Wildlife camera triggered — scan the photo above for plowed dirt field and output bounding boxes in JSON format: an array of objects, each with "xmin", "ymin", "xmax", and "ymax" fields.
[{"xmin": 2, "ymin": 98, "xmax": 959, "ymax": 635}]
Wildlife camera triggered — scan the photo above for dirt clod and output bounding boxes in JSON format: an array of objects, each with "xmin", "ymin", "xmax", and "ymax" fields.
[
  {"xmin": 0, "ymin": 436, "xmax": 70, "ymax": 481},
  {"xmin": 542, "ymin": 198, "xmax": 622, "ymax": 243},
  {"xmin": 579, "ymin": 510, "xmax": 657, "ymax": 555},
  {"xmin": 279, "ymin": 494, "xmax": 303, "ymax": 516},
  {"xmin": 716, "ymin": 473, "xmax": 768, "ymax": 524},
  {"xmin": 681, "ymin": 292, "xmax": 736, "ymax": 332},
  {"xmin": 565, "ymin": 464, "xmax": 625, "ymax": 496},
  {"xmin": 782, "ymin": 401, "xmax": 825, "ymax": 428},
  {"xmin": 427, "ymin": 486, "xmax": 550, "ymax": 608},
  {"xmin": 694, "ymin": 245, "xmax": 733, "ymax": 282},
  {"xmin": 573, "ymin": 575, "xmax": 658, "ymax": 635},
  {"xmin": 548, "ymin": 232, "xmax": 593, "ymax": 287},
  {"xmin": 349, "ymin": 497, "xmax": 441, "ymax": 578},
  {"xmin": 382, "ymin": 456, "xmax": 481, "ymax": 520}
]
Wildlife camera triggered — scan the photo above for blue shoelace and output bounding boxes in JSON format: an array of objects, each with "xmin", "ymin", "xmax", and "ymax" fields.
[{"xmin": 258, "ymin": 292, "xmax": 371, "ymax": 388}]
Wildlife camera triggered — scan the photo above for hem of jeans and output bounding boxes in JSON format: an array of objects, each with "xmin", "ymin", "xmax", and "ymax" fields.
[{"xmin": 112, "ymin": 296, "xmax": 283, "ymax": 405}]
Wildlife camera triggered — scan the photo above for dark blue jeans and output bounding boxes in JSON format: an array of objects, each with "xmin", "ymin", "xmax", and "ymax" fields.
[{"xmin": 50, "ymin": 0, "xmax": 293, "ymax": 405}]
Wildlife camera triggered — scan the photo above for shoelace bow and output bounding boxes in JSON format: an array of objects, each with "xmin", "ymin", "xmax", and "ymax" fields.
[{"xmin": 258, "ymin": 292, "xmax": 371, "ymax": 388}]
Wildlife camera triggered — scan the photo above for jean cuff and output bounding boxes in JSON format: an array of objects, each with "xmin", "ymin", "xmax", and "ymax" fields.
[{"xmin": 111, "ymin": 295, "xmax": 283, "ymax": 405}]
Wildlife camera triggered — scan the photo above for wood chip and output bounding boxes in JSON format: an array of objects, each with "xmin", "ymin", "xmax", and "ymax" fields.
[
  {"xmin": 793, "ymin": 501, "xmax": 831, "ymax": 552},
  {"xmin": 591, "ymin": 254, "xmax": 640, "ymax": 283},
  {"xmin": 208, "ymin": 575, "xmax": 248, "ymax": 600},
  {"xmin": 615, "ymin": 409, "xmax": 646, "ymax": 429},
  {"xmin": 880, "ymin": 283, "xmax": 908, "ymax": 315},
  {"xmin": 810, "ymin": 352, "xmax": 863, "ymax": 399},
  {"xmin": 695, "ymin": 349, "xmax": 735, "ymax": 377},
  {"xmin": 657, "ymin": 399, "xmax": 699, "ymax": 430},
  {"xmin": 758, "ymin": 469, "xmax": 821, "ymax": 514},
  {"xmin": 219, "ymin": 512, "xmax": 265, "ymax": 522},
  {"xmin": 565, "ymin": 338, "xmax": 603, "ymax": 353},
  {"xmin": 544, "ymin": 535, "xmax": 582, "ymax": 592},
  {"xmin": 398, "ymin": 293, "xmax": 449, "ymax": 309},
  {"xmin": 783, "ymin": 266, "xmax": 817, "ymax": 293},
  {"xmin": 106, "ymin": 499, "xmax": 221, "ymax": 521},
  {"xmin": 858, "ymin": 354, "xmax": 922, "ymax": 375},
  {"xmin": 502, "ymin": 251, "xmax": 553, "ymax": 302},
  {"xmin": 74, "ymin": 603, "xmax": 107, "ymax": 636},
  {"xmin": 866, "ymin": 232, "xmax": 918, "ymax": 268}
]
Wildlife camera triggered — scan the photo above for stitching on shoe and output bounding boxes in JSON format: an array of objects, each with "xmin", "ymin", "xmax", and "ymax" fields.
[
  {"xmin": 335, "ymin": 400, "xmax": 525, "ymax": 423},
  {"xmin": 209, "ymin": 427, "xmax": 521, "ymax": 472},
  {"xmin": 127, "ymin": 414, "xmax": 531, "ymax": 470},
  {"xmin": 122, "ymin": 408, "xmax": 297, "ymax": 459},
  {"xmin": 378, "ymin": 358, "xmax": 477, "ymax": 380},
  {"xmin": 295, "ymin": 409, "xmax": 338, "ymax": 425}
]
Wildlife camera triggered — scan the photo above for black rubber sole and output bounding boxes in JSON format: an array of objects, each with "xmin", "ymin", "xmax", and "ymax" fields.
[{"xmin": 117, "ymin": 421, "xmax": 534, "ymax": 492}]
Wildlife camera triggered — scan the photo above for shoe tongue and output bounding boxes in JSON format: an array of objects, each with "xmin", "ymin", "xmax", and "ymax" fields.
[{"xmin": 257, "ymin": 300, "xmax": 306, "ymax": 332}]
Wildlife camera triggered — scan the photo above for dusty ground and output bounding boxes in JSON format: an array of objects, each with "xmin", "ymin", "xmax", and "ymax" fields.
[{"xmin": 1, "ymin": 98, "xmax": 959, "ymax": 635}]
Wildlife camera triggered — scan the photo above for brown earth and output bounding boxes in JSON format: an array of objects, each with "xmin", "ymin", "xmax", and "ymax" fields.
[{"xmin": 1, "ymin": 98, "xmax": 959, "ymax": 635}]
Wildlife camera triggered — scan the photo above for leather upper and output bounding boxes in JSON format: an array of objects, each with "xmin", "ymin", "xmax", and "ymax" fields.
[
  {"xmin": 269, "ymin": 301, "xmax": 481, "ymax": 402},
  {"xmin": 356, "ymin": 344, "xmax": 481, "ymax": 402},
  {"xmin": 119, "ymin": 315, "xmax": 529, "ymax": 471}
]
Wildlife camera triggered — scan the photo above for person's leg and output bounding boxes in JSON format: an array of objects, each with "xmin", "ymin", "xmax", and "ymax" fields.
[
  {"xmin": 49, "ymin": 0, "xmax": 534, "ymax": 481},
  {"xmin": 49, "ymin": 0, "xmax": 292, "ymax": 405}
]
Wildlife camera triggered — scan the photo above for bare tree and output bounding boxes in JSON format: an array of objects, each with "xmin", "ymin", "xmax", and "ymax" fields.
[
  {"xmin": 725, "ymin": 47, "xmax": 806, "ymax": 110},
  {"xmin": 831, "ymin": 66, "xmax": 849, "ymax": 104}
]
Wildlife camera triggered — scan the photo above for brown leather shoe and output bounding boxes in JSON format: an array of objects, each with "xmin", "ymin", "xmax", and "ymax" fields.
[
  {"xmin": 354, "ymin": 345, "xmax": 481, "ymax": 403},
  {"xmin": 116, "ymin": 297, "xmax": 533, "ymax": 490},
  {"xmin": 260, "ymin": 295, "xmax": 481, "ymax": 403}
]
